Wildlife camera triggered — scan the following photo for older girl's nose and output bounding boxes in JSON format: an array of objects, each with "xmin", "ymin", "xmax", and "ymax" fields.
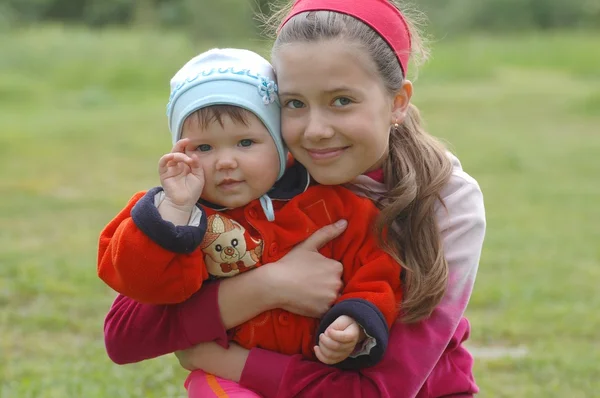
[{"xmin": 304, "ymin": 110, "xmax": 335, "ymax": 141}]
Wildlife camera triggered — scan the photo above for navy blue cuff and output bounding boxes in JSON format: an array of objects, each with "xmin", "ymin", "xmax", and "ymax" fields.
[
  {"xmin": 131, "ymin": 187, "xmax": 207, "ymax": 254},
  {"xmin": 316, "ymin": 298, "xmax": 389, "ymax": 370}
]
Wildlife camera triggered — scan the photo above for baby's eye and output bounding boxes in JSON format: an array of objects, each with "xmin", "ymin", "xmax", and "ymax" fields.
[
  {"xmin": 285, "ymin": 99, "xmax": 305, "ymax": 109},
  {"xmin": 238, "ymin": 139, "xmax": 253, "ymax": 147},
  {"xmin": 332, "ymin": 97, "xmax": 352, "ymax": 107},
  {"xmin": 197, "ymin": 144, "xmax": 212, "ymax": 152}
]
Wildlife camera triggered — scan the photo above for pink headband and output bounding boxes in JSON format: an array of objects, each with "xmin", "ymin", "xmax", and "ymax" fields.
[{"xmin": 280, "ymin": 0, "xmax": 412, "ymax": 76}]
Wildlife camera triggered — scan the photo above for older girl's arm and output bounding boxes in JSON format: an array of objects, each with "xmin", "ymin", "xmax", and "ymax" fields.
[
  {"xmin": 104, "ymin": 267, "xmax": 290, "ymax": 364},
  {"xmin": 104, "ymin": 222, "xmax": 347, "ymax": 364}
]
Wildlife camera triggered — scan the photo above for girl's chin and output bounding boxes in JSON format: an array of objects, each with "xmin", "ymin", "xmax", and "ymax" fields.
[{"xmin": 307, "ymin": 168, "xmax": 356, "ymax": 185}]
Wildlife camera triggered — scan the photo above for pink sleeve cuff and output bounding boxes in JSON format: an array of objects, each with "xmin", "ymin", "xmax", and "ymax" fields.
[
  {"xmin": 239, "ymin": 348, "xmax": 292, "ymax": 397},
  {"xmin": 179, "ymin": 281, "xmax": 229, "ymax": 348}
]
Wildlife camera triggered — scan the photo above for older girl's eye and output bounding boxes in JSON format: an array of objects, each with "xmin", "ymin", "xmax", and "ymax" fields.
[
  {"xmin": 238, "ymin": 139, "xmax": 253, "ymax": 147},
  {"xmin": 332, "ymin": 97, "xmax": 352, "ymax": 107},
  {"xmin": 197, "ymin": 144, "xmax": 212, "ymax": 152},
  {"xmin": 285, "ymin": 99, "xmax": 305, "ymax": 109}
]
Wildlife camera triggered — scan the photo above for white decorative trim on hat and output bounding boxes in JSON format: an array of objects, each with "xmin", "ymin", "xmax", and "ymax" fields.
[
  {"xmin": 166, "ymin": 68, "xmax": 279, "ymax": 115},
  {"xmin": 258, "ymin": 76, "xmax": 278, "ymax": 105}
]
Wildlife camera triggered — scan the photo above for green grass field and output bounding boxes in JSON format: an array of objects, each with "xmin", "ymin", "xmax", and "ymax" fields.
[{"xmin": 1, "ymin": 26, "xmax": 599, "ymax": 397}]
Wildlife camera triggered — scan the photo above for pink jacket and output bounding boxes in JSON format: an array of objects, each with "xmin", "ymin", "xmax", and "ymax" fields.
[{"xmin": 104, "ymin": 154, "xmax": 486, "ymax": 397}]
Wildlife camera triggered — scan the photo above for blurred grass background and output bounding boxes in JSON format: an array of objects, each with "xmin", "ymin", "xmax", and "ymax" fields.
[{"xmin": 1, "ymin": 0, "xmax": 599, "ymax": 397}]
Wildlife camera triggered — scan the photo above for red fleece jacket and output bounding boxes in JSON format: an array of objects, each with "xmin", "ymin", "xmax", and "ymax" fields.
[{"xmin": 98, "ymin": 184, "xmax": 401, "ymax": 367}]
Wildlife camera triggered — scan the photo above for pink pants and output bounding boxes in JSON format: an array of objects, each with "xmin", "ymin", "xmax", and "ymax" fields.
[
  {"xmin": 184, "ymin": 369, "xmax": 473, "ymax": 398},
  {"xmin": 185, "ymin": 370, "xmax": 260, "ymax": 397}
]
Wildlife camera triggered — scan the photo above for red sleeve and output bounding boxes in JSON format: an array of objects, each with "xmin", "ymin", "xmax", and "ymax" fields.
[
  {"xmin": 328, "ymin": 186, "xmax": 402, "ymax": 326},
  {"xmin": 334, "ymin": 242, "xmax": 401, "ymax": 328},
  {"xmin": 308, "ymin": 186, "xmax": 401, "ymax": 368},
  {"xmin": 103, "ymin": 282, "xmax": 229, "ymax": 364},
  {"xmin": 97, "ymin": 190, "xmax": 208, "ymax": 304}
]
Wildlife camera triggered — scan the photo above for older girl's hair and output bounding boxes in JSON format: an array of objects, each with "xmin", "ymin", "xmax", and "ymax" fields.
[{"xmin": 265, "ymin": 1, "xmax": 453, "ymax": 323}]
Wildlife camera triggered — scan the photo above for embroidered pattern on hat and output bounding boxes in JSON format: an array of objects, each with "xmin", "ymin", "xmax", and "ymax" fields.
[
  {"xmin": 258, "ymin": 76, "xmax": 278, "ymax": 105},
  {"xmin": 166, "ymin": 68, "xmax": 277, "ymax": 115}
]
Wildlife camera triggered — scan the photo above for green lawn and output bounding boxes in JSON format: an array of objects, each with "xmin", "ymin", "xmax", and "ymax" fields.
[{"xmin": 1, "ymin": 26, "xmax": 599, "ymax": 397}]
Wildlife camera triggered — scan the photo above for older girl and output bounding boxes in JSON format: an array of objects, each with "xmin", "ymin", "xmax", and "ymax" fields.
[{"xmin": 104, "ymin": 0, "xmax": 485, "ymax": 396}]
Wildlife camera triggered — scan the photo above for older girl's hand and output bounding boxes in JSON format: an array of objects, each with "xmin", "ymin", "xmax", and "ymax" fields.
[
  {"xmin": 175, "ymin": 342, "xmax": 249, "ymax": 382},
  {"xmin": 263, "ymin": 220, "xmax": 347, "ymax": 318},
  {"xmin": 215, "ymin": 220, "xmax": 348, "ymax": 330}
]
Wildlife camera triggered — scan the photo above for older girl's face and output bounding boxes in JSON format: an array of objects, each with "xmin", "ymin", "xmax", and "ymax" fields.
[{"xmin": 274, "ymin": 40, "xmax": 395, "ymax": 185}]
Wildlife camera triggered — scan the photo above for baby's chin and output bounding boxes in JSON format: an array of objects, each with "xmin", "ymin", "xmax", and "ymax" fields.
[{"xmin": 208, "ymin": 196, "xmax": 260, "ymax": 209}]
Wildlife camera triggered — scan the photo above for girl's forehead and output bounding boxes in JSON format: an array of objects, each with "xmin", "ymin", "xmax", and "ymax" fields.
[
  {"xmin": 274, "ymin": 41, "xmax": 380, "ymax": 91},
  {"xmin": 276, "ymin": 39, "xmax": 368, "ymax": 61}
]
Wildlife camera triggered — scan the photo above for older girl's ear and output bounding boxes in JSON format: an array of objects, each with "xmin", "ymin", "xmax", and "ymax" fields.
[{"xmin": 391, "ymin": 80, "xmax": 413, "ymax": 124}]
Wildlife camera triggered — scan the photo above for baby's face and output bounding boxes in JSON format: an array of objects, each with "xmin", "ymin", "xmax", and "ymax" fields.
[{"xmin": 181, "ymin": 111, "xmax": 280, "ymax": 209}]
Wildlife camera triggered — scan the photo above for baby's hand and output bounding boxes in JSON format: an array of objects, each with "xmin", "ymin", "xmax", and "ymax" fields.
[
  {"xmin": 314, "ymin": 315, "xmax": 364, "ymax": 365},
  {"xmin": 158, "ymin": 138, "xmax": 204, "ymax": 209}
]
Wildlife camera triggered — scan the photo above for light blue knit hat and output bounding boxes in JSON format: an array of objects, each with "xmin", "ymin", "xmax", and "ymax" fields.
[{"xmin": 166, "ymin": 48, "xmax": 286, "ymax": 180}]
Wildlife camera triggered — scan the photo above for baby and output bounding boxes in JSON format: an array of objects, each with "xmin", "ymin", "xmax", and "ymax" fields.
[{"xmin": 98, "ymin": 48, "xmax": 403, "ymax": 369}]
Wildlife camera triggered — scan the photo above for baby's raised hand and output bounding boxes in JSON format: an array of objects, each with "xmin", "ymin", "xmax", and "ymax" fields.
[
  {"xmin": 314, "ymin": 315, "xmax": 364, "ymax": 365},
  {"xmin": 158, "ymin": 138, "xmax": 204, "ymax": 209}
]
